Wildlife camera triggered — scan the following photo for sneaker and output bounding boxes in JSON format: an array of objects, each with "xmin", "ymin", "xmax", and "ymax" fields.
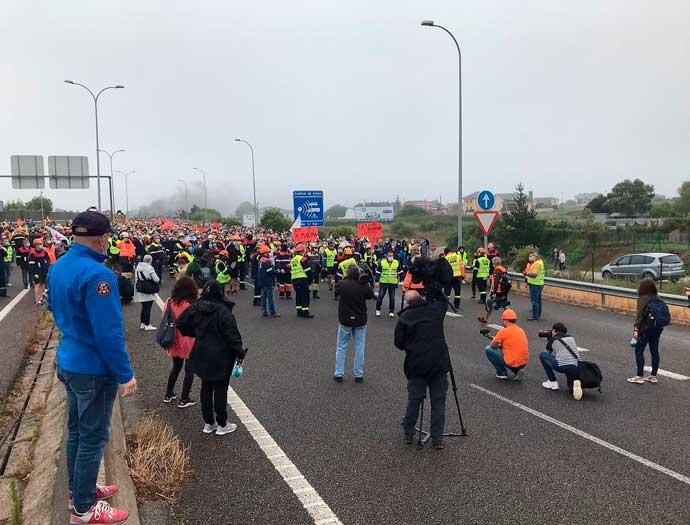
[
  {"xmin": 303, "ymin": 313, "xmax": 314, "ymax": 318},
  {"xmin": 433, "ymin": 443, "xmax": 445, "ymax": 450},
  {"xmin": 68, "ymin": 485, "xmax": 119, "ymax": 510},
  {"xmin": 333, "ymin": 375, "xmax": 344, "ymax": 383},
  {"xmin": 644, "ymin": 375, "xmax": 658, "ymax": 384},
  {"xmin": 355, "ymin": 377, "xmax": 364, "ymax": 383},
  {"xmin": 144, "ymin": 325, "xmax": 157, "ymax": 331},
  {"xmin": 69, "ymin": 500, "xmax": 129, "ymax": 524},
  {"xmin": 271, "ymin": 313, "xmax": 281, "ymax": 318},
  {"xmin": 260, "ymin": 314, "xmax": 269, "ymax": 318},
  {"xmin": 572, "ymin": 380, "xmax": 583, "ymax": 400},
  {"xmin": 216, "ymin": 423, "xmax": 238, "ymax": 436},
  {"xmin": 162, "ymin": 394, "xmax": 177, "ymax": 404},
  {"xmin": 139, "ymin": 323, "xmax": 146, "ymax": 330},
  {"xmin": 404, "ymin": 434, "xmax": 414, "ymax": 445},
  {"xmin": 478, "ymin": 317, "xmax": 488, "ymax": 324},
  {"xmin": 177, "ymin": 398, "xmax": 196, "ymax": 408},
  {"xmin": 542, "ymin": 380, "xmax": 559, "ymax": 390},
  {"xmin": 202, "ymin": 423, "xmax": 218, "ymax": 434},
  {"xmin": 375, "ymin": 310, "xmax": 381, "ymax": 317},
  {"xmin": 512, "ymin": 370, "xmax": 522, "ymax": 382},
  {"xmin": 389, "ymin": 312, "xmax": 395, "ymax": 318},
  {"xmin": 495, "ymin": 373, "xmax": 508, "ymax": 380},
  {"xmin": 626, "ymin": 376, "xmax": 645, "ymax": 384}
]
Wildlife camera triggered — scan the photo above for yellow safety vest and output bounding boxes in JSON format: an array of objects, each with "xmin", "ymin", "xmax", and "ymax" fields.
[
  {"xmin": 477, "ymin": 256, "xmax": 491, "ymax": 279},
  {"xmin": 324, "ymin": 248, "xmax": 336, "ymax": 268},
  {"xmin": 338, "ymin": 257, "xmax": 357, "ymax": 277},
  {"xmin": 290, "ymin": 255, "xmax": 307, "ymax": 280},
  {"xmin": 446, "ymin": 252, "xmax": 461, "ymax": 277},
  {"xmin": 380, "ymin": 259, "xmax": 399, "ymax": 284},
  {"xmin": 527, "ymin": 259, "xmax": 545, "ymax": 286},
  {"xmin": 3, "ymin": 246, "xmax": 13, "ymax": 262},
  {"xmin": 215, "ymin": 260, "xmax": 231, "ymax": 284}
]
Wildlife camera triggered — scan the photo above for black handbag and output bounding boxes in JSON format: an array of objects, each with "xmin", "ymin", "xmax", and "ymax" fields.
[
  {"xmin": 136, "ymin": 269, "xmax": 160, "ymax": 294},
  {"xmin": 561, "ymin": 339, "xmax": 602, "ymax": 392}
]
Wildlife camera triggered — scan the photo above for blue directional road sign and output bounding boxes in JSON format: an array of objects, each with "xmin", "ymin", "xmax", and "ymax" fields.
[
  {"xmin": 293, "ymin": 190, "xmax": 324, "ymax": 226},
  {"xmin": 477, "ymin": 190, "xmax": 495, "ymax": 211}
]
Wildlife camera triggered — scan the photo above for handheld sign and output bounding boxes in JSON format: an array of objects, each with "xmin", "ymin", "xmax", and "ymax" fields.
[
  {"xmin": 292, "ymin": 226, "xmax": 319, "ymax": 243},
  {"xmin": 357, "ymin": 221, "xmax": 383, "ymax": 240}
]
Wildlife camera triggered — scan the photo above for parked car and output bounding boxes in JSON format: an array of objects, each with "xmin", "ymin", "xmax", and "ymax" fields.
[{"xmin": 601, "ymin": 252, "xmax": 685, "ymax": 282}]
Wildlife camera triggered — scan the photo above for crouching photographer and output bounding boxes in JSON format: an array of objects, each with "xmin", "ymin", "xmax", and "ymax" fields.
[{"xmin": 539, "ymin": 322, "xmax": 583, "ymax": 401}]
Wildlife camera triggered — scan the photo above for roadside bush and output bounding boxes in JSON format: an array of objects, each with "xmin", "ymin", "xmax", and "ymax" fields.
[
  {"xmin": 390, "ymin": 221, "xmax": 414, "ymax": 238},
  {"xmin": 510, "ymin": 245, "xmax": 539, "ymax": 272}
]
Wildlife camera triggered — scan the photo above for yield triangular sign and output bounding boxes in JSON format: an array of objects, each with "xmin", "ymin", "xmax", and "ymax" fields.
[{"xmin": 474, "ymin": 211, "xmax": 500, "ymax": 236}]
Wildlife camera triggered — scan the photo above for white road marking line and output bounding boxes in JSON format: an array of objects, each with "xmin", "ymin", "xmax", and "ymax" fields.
[
  {"xmin": 470, "ymin": 383, "xmax": 690, "ymax": 487},
  {"xmin": 644, "ymin": 366, "xmax": 689, "ymax": 381},
  {"xmin": 0, "ymin": 288, "xmax": 30, "ymax": 324},
  {"xmin": 227, "ymin": 388, "xmax": 343, "ymax": 524},
  {"xmin": 152, "ymin": 295, "xmax": 342, "ymax": 524}
]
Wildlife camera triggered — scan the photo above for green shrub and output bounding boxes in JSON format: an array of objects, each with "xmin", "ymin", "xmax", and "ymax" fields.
[
  {"xmin": 390, "ymin": 221, "xmax": 415, "ymax": 237},
  {"xmin": 510, "ymin": 245, "xmax": 539, "ymax": 272}
]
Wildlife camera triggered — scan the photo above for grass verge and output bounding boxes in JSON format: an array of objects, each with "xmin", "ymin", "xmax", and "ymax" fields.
[{"xmin": 126, "ymin": 415, "xmax": 191, "ymax": 503}]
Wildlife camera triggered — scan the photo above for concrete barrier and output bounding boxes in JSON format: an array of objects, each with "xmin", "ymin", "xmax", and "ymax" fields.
[{"xmin": 511, "ymin": 280, "xmax": 690, "ymax": 327}]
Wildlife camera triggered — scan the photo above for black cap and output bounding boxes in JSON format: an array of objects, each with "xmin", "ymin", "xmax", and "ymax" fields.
[{"xmin": 71, "ymin": 211, "xmax": 112, "ymax": 236}]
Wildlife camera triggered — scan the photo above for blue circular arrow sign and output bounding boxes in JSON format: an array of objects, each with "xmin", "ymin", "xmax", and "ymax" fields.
[{"xmin": 477, "ymin": 190, "xmax": 495, "ymax": 211}]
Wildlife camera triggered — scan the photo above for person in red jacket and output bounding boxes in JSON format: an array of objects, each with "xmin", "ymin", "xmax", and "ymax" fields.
[
  {"xmin": 163, "ymin": 276, "xmax": 199, "ymax": 408},
  {"xmin": 28, "ymin": 238, "xmax": 51, "ymax": 304},
  {"xmin": 16, "ymin": 238, "xmax": 32, "ymax": 289}
]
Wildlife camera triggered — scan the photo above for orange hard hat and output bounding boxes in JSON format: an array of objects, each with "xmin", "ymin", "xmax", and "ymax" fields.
[
  {"xmin": 344, "ymin": 247, "xmax": 353, "ymax": 255},
  {"xmin": 219, "ymin": 250, "xmax": 228, "ymax": 257},
  {"xmin": 33, "ymin": 238, "xmax": 44, "ymax": 246},
  {"xmin": 259, "ymin": 245, "xmax": 270, "ymax": 254},
  {"xmin": 477, "ymin": 247, "xmax": 486, "ymax": 254},
  {"xmin": 295, "ymin": 244, "xmax": 306, "ymax": 253},
  {"xmin": 501, "ymin": 309, "xmax": 518, "ymax": 321},
  {"xmin": 229, "ymin": 235, "xmax": 241, "ymax": 241}
]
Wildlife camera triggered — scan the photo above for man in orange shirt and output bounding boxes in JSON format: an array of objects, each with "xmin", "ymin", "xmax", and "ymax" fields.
[{"xmin": 485, "ymin": 309, "xmax": 529, "ymax": 380}]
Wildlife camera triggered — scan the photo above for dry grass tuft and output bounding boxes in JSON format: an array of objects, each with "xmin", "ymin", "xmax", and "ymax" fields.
[{"xmin": 126, "ymin": 416, "xmax": 191, "ymax": 502}]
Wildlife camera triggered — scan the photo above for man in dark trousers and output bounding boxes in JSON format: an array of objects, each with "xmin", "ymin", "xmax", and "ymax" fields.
[{"xmin": 394, "ymin": 289, "xmax": 450, "ymax": 449}]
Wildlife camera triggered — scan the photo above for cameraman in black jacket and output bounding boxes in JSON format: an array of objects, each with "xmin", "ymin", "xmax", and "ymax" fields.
[{"xmin": 394, "ymin": 289, "xmax": 450, "ymax": 449}]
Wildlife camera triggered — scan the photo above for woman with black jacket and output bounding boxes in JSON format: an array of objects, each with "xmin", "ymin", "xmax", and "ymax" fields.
[{"xmin": 176, "ymin": 280, "xmax": 245, "ymax": 435}]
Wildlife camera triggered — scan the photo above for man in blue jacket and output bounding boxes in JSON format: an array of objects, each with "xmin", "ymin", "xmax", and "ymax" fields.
[{"xmin": 49, "ymin": 211, "xmax": 137, "ymax": 525}]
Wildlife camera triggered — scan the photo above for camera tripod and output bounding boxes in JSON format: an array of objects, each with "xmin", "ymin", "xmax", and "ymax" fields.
[{"xmin": 414, "ymin": 359, "xmax": 468, "ymax": 448}]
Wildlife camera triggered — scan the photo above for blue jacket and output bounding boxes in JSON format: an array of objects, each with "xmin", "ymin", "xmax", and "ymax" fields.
[
  {"xmin": 257, "ymin": 256, "xmax": 275, "ymax": 288},
  {"xmin": 48, "ymin": 242, "xmax": 133, "ymax": 384}
]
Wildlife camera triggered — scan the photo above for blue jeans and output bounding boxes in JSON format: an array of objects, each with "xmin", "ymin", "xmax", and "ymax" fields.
[
  {"xmin": 529, "ymin": 284, "xmax": 543, "ymax": 320},
  {"xmin": 485, "ymin": 345, "xmax": 524, "ymax": 376},
  {"xmin": 260, "ymin": 286, "xmax": 276, "ymax": 316},
  {"xmin": 335, "ymin": 324, "xmax": 366, "ymax": 378},
  {"xmin": 539, "ymin": 352, "xmax": 578, "ymax": 387},
  {"xmin": 57, "ymin": 368, "xmax": 118, "ymax": 514},
  {"xmin": 635, "ymin": 327, "xmax": 662, "ymax": 376}
]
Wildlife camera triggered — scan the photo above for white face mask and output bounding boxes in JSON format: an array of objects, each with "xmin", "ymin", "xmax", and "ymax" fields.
[{"xmin": 387, "ymin": 256, "xmax": 393, "ymax": 262}]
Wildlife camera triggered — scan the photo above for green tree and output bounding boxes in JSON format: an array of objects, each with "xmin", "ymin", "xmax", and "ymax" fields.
[
  {"xmin": 260, "ymin": 208, "xmax": 292, "ymax": 232},
  {"xmin": 650, "ymin": 201, "xmax": 677, "ymax": 218},
  {"xmin": 235, "ymin": 201, "xmax": 255, "ymax": 217},
  {"xmin": 189, "ymin": 208, "xmax": 222, "ymax": 221},
  {"xmin": 221, "ymin": 216, "xmax": 242, "ymax": 227},
  {"xmin": 26, "ymin": 196, "xmax": 53, "ymax": 213},
  {"xmin": 3, "ymin": 200, "xmax": 26, "ymax": 212},
  {"xmin": 605, "ymin": 179, "xmax": 655, "ymax": 216},
  {"xmin": 676, "ymin": 180, "xmax": 690, "ymax": 214},
  {"xmin": 390, "ymin": 221, "xmax": 414, "ymax": 237},
  {"xmin": 501, "ymin": 183, "xmax": 541, "ymax": 249},
  {"xmin": 325, "ymin": 204, "xmax": 348, "ymax": 219},
  {"xmin": 585, "ymin": 194, "xmax": 609, "ymax": 213},
  {"xmin": 397, "ymin": 205, "xmax": 429, "ymax": 218},
  {"xmin": 393, "ymin": 195, "xmax": 402, "ymax": 212}
]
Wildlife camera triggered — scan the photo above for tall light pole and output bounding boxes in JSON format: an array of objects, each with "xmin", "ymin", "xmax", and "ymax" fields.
[
  {"xmin": 193, "ymin": 167, "xmax": 208, "ymax": 223},
  {"xmin": 99, "ymin": 148, "xmax": 124, "ymax": 214},
  {"xmin": 234, "ymin": 138, "xmax": 258, "ymax": 227},
  {"xmin": 421, "ymin": 20, "xmax": 463, "ymax": 246},
  {"xmin": 116, "ymin": 170, "xmax": 135, "ymax": 216},
  {"xmin": 64, "ymin": 80, "xmax": 124, "ymax": 213},
  {"xmin": 177, "ymin": 179, "xmax": 189, "ymax": 220}
]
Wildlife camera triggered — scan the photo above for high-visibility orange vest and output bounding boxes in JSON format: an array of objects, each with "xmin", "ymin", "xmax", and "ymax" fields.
[
  {"xmin": 117, "ymin": 240, "xmax": 136, "ymax": 258},
  {"xmin": 44, "ymin": 245, "xmax": 57, "ymax": 264},
  {"xmin": 402, "ymin": 271, "xmax": 424, "ymax": 291}
]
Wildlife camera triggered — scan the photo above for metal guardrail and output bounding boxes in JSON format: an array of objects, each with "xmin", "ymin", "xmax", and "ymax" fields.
[{"xmin": 507, "ymin": 271, "xmax": 689, "ymax": 308}]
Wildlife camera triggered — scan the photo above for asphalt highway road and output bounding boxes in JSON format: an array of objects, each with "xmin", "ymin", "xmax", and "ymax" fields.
[{"xmin": 118, "ymin": 278, "xmax": 690, "ymax": 524}]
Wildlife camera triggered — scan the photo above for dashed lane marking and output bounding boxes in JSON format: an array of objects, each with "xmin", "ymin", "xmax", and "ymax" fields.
[
  {"xmin": 152, "ymin": 293, "xmax": 343, "ymax": 524},
  {"xmin": 643, "ymin": 367, "xmax": 689, "ymax": 381},
  {"xmin": 470, "ymin": 384, "xmax": 690, "ymax": 487},
  {"xmin": 0, "ymin": 288, "xmax": 31, "ymax": 324}
]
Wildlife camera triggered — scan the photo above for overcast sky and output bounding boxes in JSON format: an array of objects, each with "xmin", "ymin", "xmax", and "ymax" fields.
[{"xmin": 2, "ymin": 0, "xmax": 689, "ymax": 215}]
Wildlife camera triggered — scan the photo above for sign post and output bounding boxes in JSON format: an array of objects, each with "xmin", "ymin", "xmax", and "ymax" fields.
[
  {"xmin": 473, "ymin": 210, "xmax": 500, "ymax": 251},
  {"xmin": 293, "ymin": 190, "xmax": 324, "ymax": 227}
]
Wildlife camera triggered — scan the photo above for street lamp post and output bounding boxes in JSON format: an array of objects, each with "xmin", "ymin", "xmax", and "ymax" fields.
[
  {"xmin": 116, "ymin": 170, "xmax": 135, "ymax": 216},
  {"xmin": 99, "ymin": 148, "xmax": 124, "ymax": 214},
  {"xmin": 234, "ymin": 138, "xmax": 258, "ymax": 227},
  {"xmin": 64, "ymin": 80, "xmax": 124, "ymax": 213},
  {"xmin": 421, "ymin": 20, "xmax": 463, "ymax": 246},
  {"xmin": 192, "ymin": 167, "xmax": 208, "ymax": 223},
  {"xmin": 177, "ymin": 179, "xmax": 189, "ymax": 220}
]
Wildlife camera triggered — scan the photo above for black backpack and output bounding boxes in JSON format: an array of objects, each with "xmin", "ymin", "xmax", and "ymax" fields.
[
  {"xmin": 646, "ymin": 298, "xmax": 671, "ymax": 329},
  {"xmin": 561, "ymin": 339, "xmax": 603, "ymax": 392},
  {"xmin": 156, "ymin": 301, "xmax": 176, "ymax": 350},
  {"xmin": 500, "ymin": 273, "xmax": 512, "ymax": 294}
]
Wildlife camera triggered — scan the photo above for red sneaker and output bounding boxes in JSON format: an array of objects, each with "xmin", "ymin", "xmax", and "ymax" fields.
[
  {"xmin": 70, "ymin": 501, "xmax": 128, "ymax": 525},
  {"xmin": 68, "ymin": 485, "xmax": 119, "ymax": 511}
]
